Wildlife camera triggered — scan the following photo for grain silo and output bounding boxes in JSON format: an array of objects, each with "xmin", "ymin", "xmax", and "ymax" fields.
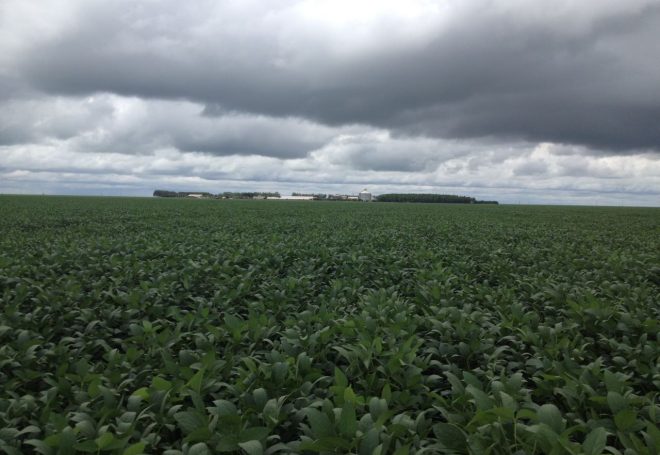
[{"xmin": 358, "ymin": 189, "xmax": 372, "ymax": 202}]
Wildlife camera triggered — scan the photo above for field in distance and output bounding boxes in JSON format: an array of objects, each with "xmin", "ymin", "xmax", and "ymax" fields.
[{"xmin": 0, "ymin": 196, "xmax": 658, "ymax": 454}]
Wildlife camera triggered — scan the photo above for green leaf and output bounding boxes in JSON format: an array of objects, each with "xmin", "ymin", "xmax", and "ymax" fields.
[
  {"xmin": 499, "ymin": 392, "xmax": 517, "ymax": 411},
  {"xmin": 462, "ymin": 372, "xmax": 482, "ymax": 389},
  {"xmin": 24, "ymin": 440, "xmax": 53, "ymax": 455},
  {"xmin": 188, "ymin": 442, "xmax": 210, "ymax": 455},
  {"xmin": 299, "ymin": 437, "xmax": 352, "ymax": 452},
  {"xmin": 339, "ymin": 402, "xmax": 357, "ymax": 438},
  {"xmin": 185, "ymin": 427, "xmax": 213, "ymax": 443},
  {"xmin": 344, "ymin": 386, "xmax": 357, "ymax": 404},
  {"xmin": 359, "ymin": 428, "xmax": 380, "ymax": 455},
  {"xmin": 238, "ymin": 440, "xmax": 263, "ymax": 455},
  {"xmin": 131, "ymin": 387, "xmax": 150, "ymax": 400},
  {"xmin": 0, "ymin": 428, "xmax": 18, "ymax": 440},
  {"xmin": 174, "ymin": 411, "xmax": 206, "ymax": 434},
  {"xmin": 583, "ymin": 427, "xmax": 608, "ymax": 455},
  {"xmin": 645, "ymin": 421, "xmax": 660, "ymax": 451},
  {"xmin": 607, "ymin": 391, "xmax": 627, "ymax": 414},
  {"xmin": 123, "ymin": 442, "xmax": 147, "ymax": 455},
  {"xmin": 603, "ymin": 370, "xmax": 624, "ymax": 393},
  {"xmin": 215, "ymin": 435, "xmax": 239, "ymax": 452},
  {"xmin": 432, "ymin": 423, "xmax": 468, "ymax": 453},
  {"xmin": 76, "ymin": 420, "xmax": 96, "ymax": 447},
  {"xmin": 87, "ymin": 377, "xmax": 101, "ymax": 397},
  {"xmin": 213, "ymin": 400, "xmax": 237, "ymax": 417},
  {"xmin": 44, "ymin": 433, "xmax": 60, "ymax": 448},
  {"xmin": 262, "ymin": 398, "xmax": 281, "ymax": 425},
  {"xmin": 186, "ymin": 369, "xmax": 204, "ymax": 394},
  {"xmin": 272, "ymin": 362, "xmax": 288, "ymax": 383},
  {"xmin": 224, "ymin": 314, "xmax": 242, "ymax": 331},
  {"xmin": 58, "ymin": 428, "xmax": 76, "ymax": 455},
  {"xmin": 239, "ymin": 427, "xmax": 269, "ymax": 442},
  {"xmin": 614, "ymin": 409, "xmax": 637, "ymax": 432},
  {"xmin": 0, "ymin": 447, "xmax": 21, "ymax": 455},
  {"xmin": 381, "ymin": 383, "xmax": 392, "ymax": 401},
  {"xmin": 537, "ymin": 404, "xmax": 565, "ymax": 434},
  {"xmin": 334, "ymin": 367, "xmax": 348, "ymax": 388},
  {"xmin": 523, "ymin": 424, "xmax": 557, "ymax": 452},
  {"xmin": 444, "ymin": 372, "xmax": 465, "ymax": 394},
  {"xmin": 95, "ymin": 432, "xmax": 117, "ymax": 450},
  {"xmin": 252, "ymin": 388, "xmax": 268, "ymax": 410},
  {"xmin": 152, "ymin": 376, "xmax": 172, "ymax": 391},
  {"xmin": 305, "ymin": 408, "xmax": 334, "ymax": 438},
  {"xmin": 142, "ymin": 320, "xmax": 152, "ymax": 332},
  {"xmin": 73, "ymin": 441, "xmax": 98, "ymax": 453},
  {"xmin": 466, "ymin": 385, "xmax": 493, "ymax": 411},
  {"xmin": 369, "ymin": 397, "xmax": 388, "ymax": 420}
]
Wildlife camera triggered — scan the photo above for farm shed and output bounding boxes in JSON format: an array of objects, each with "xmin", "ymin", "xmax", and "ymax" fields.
[{"xmin": 274, "ymin": 195, "xmax": 315, "ymax": 200}]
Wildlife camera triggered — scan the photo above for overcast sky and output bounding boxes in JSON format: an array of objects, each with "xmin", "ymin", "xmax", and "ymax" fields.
[{"xmin": 1, "ymin": 0, "xmax": 659, "ymax": 205}]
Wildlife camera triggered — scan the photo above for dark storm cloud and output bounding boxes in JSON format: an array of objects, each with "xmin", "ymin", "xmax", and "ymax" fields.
[
  {"xmin": 158, "ymin": 108, "xmax": 352, "ymax": 159},
  {"xmin": 172, "ymin": 125, "xmax": 331, "ymax": 159},
  {"xmin": 14, "ymin": 0, "xmax": 660, "ymax": 153},
  {"xmin": 0, "ymin": 74, "xmax": 27, "ymax": 101}
]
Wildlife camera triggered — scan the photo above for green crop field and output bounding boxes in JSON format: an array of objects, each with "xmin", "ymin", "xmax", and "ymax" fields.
[{"xmin": 0, "ymin": 196, "xmax": 658, "ymax": 455}]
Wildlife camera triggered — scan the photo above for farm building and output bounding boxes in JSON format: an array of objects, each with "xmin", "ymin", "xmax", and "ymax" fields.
[
  {"xmin": 358, "ymin": 189, "xmax": 372, "ymax": 202},
  {"xmin": 270, "ymin": 195, "xmax": 315, "ymax": 200}
]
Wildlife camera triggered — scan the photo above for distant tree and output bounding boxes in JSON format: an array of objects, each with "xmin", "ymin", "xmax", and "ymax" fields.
[
  {"xmin": 153, "ymin": 190, "xmax": 215, "ymax": 198},
  {"xmin": 153, "ymin": 190, "xmax": 178, "ymax": 197}
]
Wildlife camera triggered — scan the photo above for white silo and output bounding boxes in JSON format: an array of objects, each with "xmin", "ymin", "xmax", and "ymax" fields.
[{"xmin": 358, "ymin": 188, "xmax": 372, "ymax": 202}]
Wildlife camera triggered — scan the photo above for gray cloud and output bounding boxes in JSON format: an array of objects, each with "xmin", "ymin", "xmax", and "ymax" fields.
[
  {"xmin": 10, "ymin": 0, "xmax": 660, "ymax": 153},
  {"xmin": 0, "ymin": 95, "xmax": 355, "ymax": 159},
  {"xmin": 0, "ymin": 96, "xmax": 115, "ymax": 146},
  {"xmin": 317, "ymin": 133, "xmax": 462, "ymax": 172},
  {"xmin": 514, "ymin": 160, "xmax": 548, "ymax": 176},
  {"xmin": 169, "ymin": 114, "xmax": 345, "ymax": 159}
]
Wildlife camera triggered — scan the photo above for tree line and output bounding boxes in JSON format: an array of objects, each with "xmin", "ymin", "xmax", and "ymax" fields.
[
  {"xmin": 153, "ymin": 190, "xmax": 280, "ymax": 199},
  {"xmin": 377, "ymin": 193, "xmax": 497, "ymax": 204},
  {"xmin": 153, "ymin": 190, "xmax": 213, "ymax": 198}
]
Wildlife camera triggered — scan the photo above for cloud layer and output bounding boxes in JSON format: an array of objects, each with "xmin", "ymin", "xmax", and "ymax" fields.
[{"xmin": 1, "ymin": 0, "xmax": 659, "ymax": 204}]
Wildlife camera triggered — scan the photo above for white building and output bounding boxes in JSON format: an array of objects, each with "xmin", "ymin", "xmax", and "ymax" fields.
[
  {"xmin": 358, "ymin": 189, "xmax": 372, "ymax": 202},
  {"xmin": 272, "ymin": 195, "xmax": 315, "ymax": 200}
]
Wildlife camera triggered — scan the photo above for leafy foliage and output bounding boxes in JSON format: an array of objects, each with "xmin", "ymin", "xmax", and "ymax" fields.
[{"xmin": 0, "ymin": 196, "xmax": 658, "ymax": 454}]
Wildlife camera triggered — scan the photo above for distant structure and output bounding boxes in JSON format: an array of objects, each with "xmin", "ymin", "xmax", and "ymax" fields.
[
  {"xmin": 275, "ymin": 195, "xmax": 315, "ymax": 200},
  {"xmin": 358, "ymin": 189, "xmax": 372, "ymax": 202},
  {"xmin": 154, "ymin": 189, "xmax": 496, "ymax": 204},
  {"xmin": 153, "ymin": 190, "xmax": 213, "ymax": 198}
]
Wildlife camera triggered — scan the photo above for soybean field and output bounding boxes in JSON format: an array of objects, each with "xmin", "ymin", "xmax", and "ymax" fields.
[{"xmin": 0, "ymin": 196, "xmax": 658, "ymax": 455}]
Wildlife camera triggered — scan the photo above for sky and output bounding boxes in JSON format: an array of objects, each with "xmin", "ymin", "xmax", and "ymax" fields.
[{"xmin": 1, "ymin": 0, "xmax": 659, "ymax": 205}]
